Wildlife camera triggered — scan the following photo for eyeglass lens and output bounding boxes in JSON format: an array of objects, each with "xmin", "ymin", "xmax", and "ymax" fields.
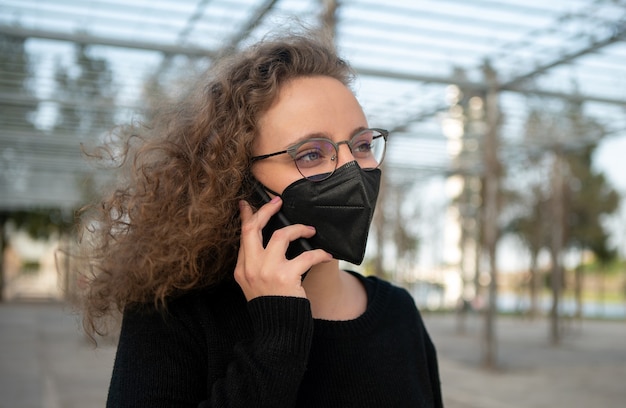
[{"xmin": 294, "ymin": 129, "xmax": 386, "ymax": 180}]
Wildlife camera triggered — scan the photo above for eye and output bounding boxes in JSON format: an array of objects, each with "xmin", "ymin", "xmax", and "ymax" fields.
[
  {"xmin": 293, "ymin": 139, "xmax": 336, "ymax": 169},
  {"xmin": 351, "ymin": 131, "xmax": 375, "ymax": 157},
  {"xmin": 295, "ymin": 148, "xmax": 324, "ymax": 166},
  {"xmin": 353, "ymin": 140, "xmax": 373, "ymax": 154}
]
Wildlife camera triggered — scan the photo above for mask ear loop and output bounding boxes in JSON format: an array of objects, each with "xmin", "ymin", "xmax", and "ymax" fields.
[{"xmin": 260, "ymin": 184, "xmax": 282, "ymax": 198}]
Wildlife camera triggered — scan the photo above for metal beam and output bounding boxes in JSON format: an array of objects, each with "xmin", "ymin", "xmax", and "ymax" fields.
[
  {"xmin": 2, "ymin": 23, "xmax": 625, "ymax": 109},
  {"xmin": 0, "ymin": 25, "xmax": 217, "ymax": 58},
  {"xmin": 356, "ymin": 66, "xmax": 486, "ymax": 91},
  {"xmin": 0, "ymin": 92, "xmax": 140, "ymax": 113},
  {"xmin": 505, "ymin": 86, "xmax": 626, "ymax": 106},
  {"xmin": 222, "ymin": 0, "xmax": 279, "ymax": 51},
  {"xmin": 357, "ymin": 66, "xmax": 626, "ymax": 107},
  {"xmin": 176, "ymin": 0, "xmax": 213, "ymax": 43},
  {"xmin": 152, "ymin": 0, "xmax": 214, "ymax": 75},
  {"xmin": 500, "ymin": 22, "xmax": 626, "ymax": 89}
]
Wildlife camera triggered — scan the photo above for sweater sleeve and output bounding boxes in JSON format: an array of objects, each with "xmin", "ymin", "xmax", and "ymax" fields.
[
  {"xmin": 106, "ymin": 295, "xmax": 314, "ymax": 408},
  {"xmin": 424, "ymin": 328, "xmax": 444, "ymax": 408},
  {"xmin": 205, "ymin": 296, "xmax": 314, "ymax": 407}
]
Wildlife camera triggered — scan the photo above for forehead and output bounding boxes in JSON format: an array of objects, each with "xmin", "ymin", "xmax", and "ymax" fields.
[{"xmin": 255, "ymin": 76, "xmax": 366, "ymax": 152}]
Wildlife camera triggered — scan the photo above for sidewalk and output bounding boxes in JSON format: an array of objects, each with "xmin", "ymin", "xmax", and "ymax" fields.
[
  {"xmin": 423, "ymin": 312, "xmax": 626, "ymax": 408},
  {"xmin": 0, "ymin": 301, "xmax": 115, "ymax": 408},
  {"xmin": 1, "ymin": 301, "xmax": 625, "ymax": 407}
]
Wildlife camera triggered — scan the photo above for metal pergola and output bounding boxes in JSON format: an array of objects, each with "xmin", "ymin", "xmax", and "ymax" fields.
[
  {"xmin": 1, "ymin": 0, "xmax": 625, "ymax": 211},
  {"xmin": 2, "ymin": 0, "xmax": 626, "ymax": 364}
]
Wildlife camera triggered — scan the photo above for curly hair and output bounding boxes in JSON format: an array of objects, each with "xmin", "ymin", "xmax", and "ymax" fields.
[{"xmin": 77, "ymin": 31, "xmax": 356, "ymax": 337}]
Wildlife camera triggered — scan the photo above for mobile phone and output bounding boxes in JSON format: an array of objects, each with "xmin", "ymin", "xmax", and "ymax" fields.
[{"xmin": 248, "ymin": 179, "xmax": 314, "ymax": 261}]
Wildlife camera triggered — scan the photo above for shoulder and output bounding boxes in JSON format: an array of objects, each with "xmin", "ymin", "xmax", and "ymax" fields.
[
  {"xmin": 355, "ymin": 273, "xmax": 437, "ymax": 348},
  {"xmin": 346, "ymin": 271, "xmax": 422, "ymax": 324},
  {"xmin": 350, "ymin": 271, "xmax": 417, "ymax": 308},
  {"xmin": 121, "ymin": 278, "xmax": 247, "ymax": 337}
]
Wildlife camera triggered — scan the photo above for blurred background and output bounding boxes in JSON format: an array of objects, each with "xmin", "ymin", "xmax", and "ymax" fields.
[{"xmin": 1, "ymin": 0, "xmax": 625, "ymax": 407}]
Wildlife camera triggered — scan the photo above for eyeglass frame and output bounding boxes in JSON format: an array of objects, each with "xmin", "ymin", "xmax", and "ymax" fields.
[{"xmin": 250, "ymin": 128, "xmax": 388, "ymax": 181}]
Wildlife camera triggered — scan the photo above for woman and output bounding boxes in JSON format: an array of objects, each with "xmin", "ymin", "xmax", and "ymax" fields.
[{"xmin": 79, "ymin": 31, "xmax": 443, "ymax": 407}]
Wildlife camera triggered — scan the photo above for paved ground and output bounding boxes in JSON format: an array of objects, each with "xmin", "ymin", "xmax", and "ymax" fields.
[
  {"xmin": 1, "ymin": 301, "xmax": 625, "ymax": 408},
  {"xmin": 0, "ymin": 301, "xmax": 115, "ymax": 408},
  {"xmin": 424, "ymin": 313, "xmax": 626, "ymax": 408}
]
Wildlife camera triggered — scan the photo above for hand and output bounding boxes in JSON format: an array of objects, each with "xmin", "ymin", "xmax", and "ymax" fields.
[{"xmin": 235, "ymin": 197, "xmax": 332, "ymax": 301}]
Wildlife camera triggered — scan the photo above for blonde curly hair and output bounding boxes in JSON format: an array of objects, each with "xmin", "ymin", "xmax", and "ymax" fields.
[{"xmin": 77, "ymin": 31, "xmax": 355, "ymax": 337}]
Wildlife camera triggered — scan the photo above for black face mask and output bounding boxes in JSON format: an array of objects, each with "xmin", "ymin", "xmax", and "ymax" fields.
[{"xmin": 268, "ymin": 161, "xmax": 381, "ymax": 265}]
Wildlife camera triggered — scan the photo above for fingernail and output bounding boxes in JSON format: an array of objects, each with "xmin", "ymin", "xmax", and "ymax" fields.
[{"xmin": 270, "ymin": 195, "xmax": 281, "ymax": 203}]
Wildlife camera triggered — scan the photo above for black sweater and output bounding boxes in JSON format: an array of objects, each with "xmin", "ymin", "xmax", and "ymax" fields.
[{"xmin": 107, "ymin": 271, "xmax": 443, "ymax": 407}]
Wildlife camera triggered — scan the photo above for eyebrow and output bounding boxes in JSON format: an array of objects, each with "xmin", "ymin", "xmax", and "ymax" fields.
[{"xmin": 284, "ymin": 126, "xmax": 369, "ymax": 149}]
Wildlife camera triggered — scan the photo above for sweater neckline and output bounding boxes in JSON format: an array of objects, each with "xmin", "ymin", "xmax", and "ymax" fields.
[{"xmin": 312, "ymin": 271, "xmax": 390, "ymax": 338}]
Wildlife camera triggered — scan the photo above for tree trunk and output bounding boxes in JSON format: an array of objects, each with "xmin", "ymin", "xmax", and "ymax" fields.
[
  {"xmin": 550, "ymin": 152, "xmax": 564, "ymax": 345},
  {"xmin": 0, "ymin": 214, "xmax": 6, "ymax": 302},
  {"xmin": 482, "ymin": 63, "xmax": 501, "ymax": 369},
  {"xmin": 599, "ymin": 271, "xmax": 606, "ymax": 318},
  {"xmin": 575, "ymin": 264, "xmax": 583, "ymax": 320},
  {"xmin": 528, "ymin": 250, "xmax": 539, "ymax": 319},
  {"xmin": 319, "ymin": 0, "xmax": 338, "ymax": 39},
  {"xmin": 456, "ymin": 219, "xmax": 469, "ymax": 335}
]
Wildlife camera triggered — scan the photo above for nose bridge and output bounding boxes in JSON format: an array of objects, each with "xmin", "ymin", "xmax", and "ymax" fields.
[{"xmin": 335, "ymin": 139, "xmax": 356, "ymax": 167}]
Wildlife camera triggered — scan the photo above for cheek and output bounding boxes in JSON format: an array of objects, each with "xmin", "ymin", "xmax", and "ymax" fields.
[{"xmin": 252, "ymin": 162, "xmax": 303, "ymax": 195}]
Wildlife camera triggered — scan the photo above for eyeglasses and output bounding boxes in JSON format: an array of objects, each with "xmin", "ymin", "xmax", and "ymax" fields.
[{"xmin": 251, "ymin": 128, "xmax": 388, "ymax": 181}]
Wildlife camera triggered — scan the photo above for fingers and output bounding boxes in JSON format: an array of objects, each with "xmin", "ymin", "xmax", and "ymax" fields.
[
  {"xmin": 238, "ymin": 197, "xmax": 280, "ymax": 250},
  {"xmin": 235, "ymin": 197, "xmax": 331, "ymax": 301},
  {"xmin": 263, "ymin": 223, "xmax": 315, "ymax": 259},
  {"xmin": 290, "ymin": 248, "xmax": 334, "ymax": 274}
]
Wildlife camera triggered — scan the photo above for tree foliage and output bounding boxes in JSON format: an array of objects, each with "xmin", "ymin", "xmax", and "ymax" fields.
[
  {"xmin": 509, "ymin": 100, "xmax": 619, "ymax": 265},
  {"xmin": 0, "ymin": 34, "xmax": 42, "ymax": 299},
  {"xmin": 564, "ymin": 144, "xmax": 620, "ymax": 263},
  {"xmin": 505, "ymin": 99, "xmax": 620, "ymax": 328},
  {"xmin": 0, "ymin": 40, "xmax": 118, "ymax": 300},
  {"xmin": 0, "ymin": 34, "xmax": 36, "ymax": 127},
  {"xmin": 52, "ymin": 44, "xmax": 116, "ymax": 136}
]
